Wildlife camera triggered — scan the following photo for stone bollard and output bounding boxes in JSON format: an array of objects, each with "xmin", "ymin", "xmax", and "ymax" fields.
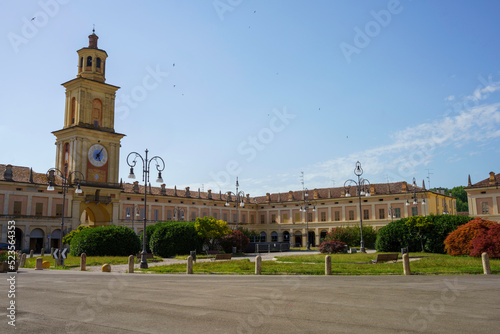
[
  {"xmin": 41, "ymin": 249, "xmax": 45, "ymax": 256},
  {"xmin": 187, "ymin": 255, "xmax": 193, "ymax": 275},
  {"xmin": 128, "ymin": 255, "xmax": 135, "ymax": 273},
  {"xmin": 325, "ymin": 255, "xmax": 331, "ymax": 275},
  {"xmin": 101, "ymin": 263, "xmax": 111, "ymax": 272},
  {"xmin": 482, "ymin": 252, "xmax": 491, "ymax": 275},
  {"xmin": 30, "ymin": 250, "xmax": 34, "ymax": 258},
  {"xmin": 80, "ymin": 253, "xmax": 86, "ymax": 271},
  {"xmin": 35, "ymin": 257, "xmax": 43, "ymax": 270},
  {"xmin": 403, "ymin": 253, "xmax": 411, "ymax": 275},
  {"xmin": 19, "ymin": 253, "xmax": 26, "ymax": 268},
  {"xmin": 51, "ymin": 247, "xmax": 54, "ymax": 256},
  {"xmin": 255, "ymin": 255, "xmax": 262, "ymax": 275}
]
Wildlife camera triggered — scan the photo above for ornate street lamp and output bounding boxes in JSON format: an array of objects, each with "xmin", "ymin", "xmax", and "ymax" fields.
[
  {"xmin": 225, "ymin": 177, "xmax": 245, "ymax": 231},
  {"xmin": 406, "ymin": 177, "xmax": 427, "ymax": 216},
  {"xmin": 299, "ymin": 189, "xmax": 316, "ymax": 250},
  {"xmin": 46, "ymin": 167, "xmax": 84, "ymax": 266},
  {"xmin": 344, "ymin": 161, "xmax": 370, "ymax": 253},
  {"xmin": 127, "ymin": 149, "xmax": 165, "ymax": 269},
  {"xmin": 125, "ymin": 204, "xmax": 140, "ymax": 232}
]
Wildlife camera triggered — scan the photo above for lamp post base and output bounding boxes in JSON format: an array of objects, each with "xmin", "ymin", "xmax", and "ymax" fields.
[{"xmin": 140, "ymin": 252, "xmax": 148, "ymax": 269}]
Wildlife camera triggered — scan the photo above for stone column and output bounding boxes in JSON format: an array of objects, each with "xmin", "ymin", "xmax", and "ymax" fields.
[
  {"xmin": 482, "ymin": 252, "xmax": 491, "ymax": 275},
  {"xmin": 255, "ymin": 255, "xmax": 262, "ymax": 275},
  {"xmin": 128, "ymin": 255, "xmax": 135, "ymax": 273},
  {"xmin": 403, "ymin": 253, "xmax": 411, "ymax": 275},
  {"xmin": 325, "ymin": 255, "xmax": 331, "ymax": 275},
  {"xmin": 187, "ymin": 256, "xmax": 193, "ymax": 274}
]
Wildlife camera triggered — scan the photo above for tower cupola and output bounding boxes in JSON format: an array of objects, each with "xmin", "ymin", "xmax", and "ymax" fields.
[{"xmin": 76, "ymin": 29, "xmax": 108, "ymax": 83}]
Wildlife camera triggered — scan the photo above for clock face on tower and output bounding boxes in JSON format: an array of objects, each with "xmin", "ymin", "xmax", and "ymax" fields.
[{"xmin": 88, "ymin": 144, "xmax": 108, "ymax": 167}]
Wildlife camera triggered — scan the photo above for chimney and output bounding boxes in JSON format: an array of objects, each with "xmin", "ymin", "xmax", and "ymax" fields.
[
  {"xmin": 174, "ymin": 186, "xmax": 177, "ymax": 196},
  {"xmin": 402, "ymin": 181, "xmax": 408, "ymax": 192},
  {"xmin": 207, "ymin": 189, "xmax": 212, "ymax": 200},
  {"xmin": 160, "ymin": 184, "xmax": 166, "ymax": 195},
  {"xmin": 489, "ymin": 172, "xmax": 496, "ymax": 185},
  {"xmin": 313, "ymin": 189, "xmax": 319, "ymax": 199},
  {"xmin": 3, "ymin": 164, "xmax": 13, "ymax": 181},
  {"xmin": 370, "ymin": 185, "xmax": 375, "ymax": 195},
  {"xmin": 198, "ymin": 188, "xmax": 201, "ymax": 198},
  {"xmin": 277, "ymin": 193, "xmax": 281, "ymax": 202},
  {"xmin": 88, "ymin": 31, "xmax": 98, "ymax": 48},
  {"xmin": 185, "ymin": 187, "xmax": 191, "ymax": 197},
  {"xmin": 288, "ymin": 191, "xmax": 294, "ymax": 201},
  {"xmin": 246, "ymin": 194, "xmax": 250, "ymax": 202},
  {"xmin": 132, "ymin": 181, "xmax": 139, "ymax": 193},
  {"xmin": 266, "ymin": 193, "xmax": 271, "ymax": 202}
]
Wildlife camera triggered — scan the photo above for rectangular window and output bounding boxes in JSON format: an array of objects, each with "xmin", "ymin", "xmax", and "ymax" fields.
[
  {"xmin": 283, "ymin": 213, "xmax": 288, "ymax": 223},
  {"xmin": 271, "ymin": 234, "xmax": 278, "ymax": 242},
  {"xmin": 213, "ymin": 212, "xmax": 217, "ymax": 220},
  {"xmin": 348, "ymin": 210, "xmax": 354, "ymax": 220},
  {"xmin": 154, "ymin": 209, "xmax": 159, "ymax": 221},
  {"xmin": 395, "ymin": 208, "xmax": 401, "ymax": 218},
  {"xmin": 140, "ymin": 208, "xmax": 145, "ymax": 220},
  {"xmin": 379, "ymin": 208, "xmax": 385, "ymax": 219},
  {"xmin": 482, "ymin": 202, "xmax": 489, "ymax": 214},
  {"xmin": 166, "ymin": 210, "xmax": 172, "ymax": 221},
  {"xmin": 191, "ymin": 212, "xmax": 196, "ymax": 221},
  {"xmin": 295, "ymin": 213, "xmax": 300, "ymax": 222},
  {"xmin": 223, "ymin": 213, "xmax": 228, "ymax": 221},
  {"xmin": 260, "ymin": 215, "xmax": 265, "ymax": 224},
  {"xmin": 125, "ymin": 207, "xmax": 132, "ymax": 220},
  {"xmin": 271, "ymin": 214, "xmax": 276, "ymax": 223},
  {"xmin": 55, "ymin": 204, "xmax": 63, "ymax": 217},
  {"xmin": 242, "ymin": 214, "xmax": 246, "ymax": 223},
  {"xmin": 307, "ymin": 212, "xmax": 313, "ymax": 222},
  {"xmin": 233, "ymin": 213, "xmax": 237, "ymax": 223},
  {"xmin": 13, "ymin": 201, "xmax": 22, "ymax": 215},
  {"xmin": 321, "ymin": 212, "xmax": 326, "ymax": 222},
  {"xmin": 411, "ymin": 207, "xmax": 418, "ymax": 216},
  {"xmin": 250, "ymin": 215, "xmax": 255, "ymax": 224},
  {"xmin": 363, "ymin": 209, "xmax": 369, "ymax": 220},
  {"xmin": 35, "ymin": 203, "xmax": 43, "ymax": 217},
  {"xmin": 334, "ymin": 211, "xmax": 340, "ymax": 221}
]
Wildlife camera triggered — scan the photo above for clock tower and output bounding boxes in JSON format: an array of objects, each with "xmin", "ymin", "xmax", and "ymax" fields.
[{"xmin": 52, "ymin": 30, "xmax": 124, "ymax": 184}]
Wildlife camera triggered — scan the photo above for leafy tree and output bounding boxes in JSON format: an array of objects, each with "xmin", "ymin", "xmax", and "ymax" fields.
[
  {"xmin": 194, "ymin": 217, "xmax": 231, "ymax": 250},
  {"xmin": 138, "ymin": 222, "xmax": 168, "ymax": 253},
  {"xmin": 219, "ymin": 230, "xmax": 250, "ymax": 253},
  {"xmin": 424, "ymin": 214, "xmax": 472, "ymax": 253},
  {"xmin": 62, "ymin": 225, "xmax": 88, "ymax": 246},
  {"xmin": 405, "ymin": 216, "xmax": 433, "ymax": 252},
  {"xmin": 470, "ymin": 223, "xmax": 500, "ymax": 258},
  {"xmin": 149, "ymin": 222, "xmax": 202, "ymax": 258},
  {"xmin": 325, "ymin": 226, "xmax": 377, "ymax": 248},
  {"xmin": 70, "ymin": 225, "xmax": 141, "ymax": 256},
  {"xmin": 444, "ymin": 217, "xmax": 498, "ymax": 256}
]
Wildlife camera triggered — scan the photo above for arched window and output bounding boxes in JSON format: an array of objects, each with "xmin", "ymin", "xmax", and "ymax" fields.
[
  {"xmin": 92, "ymin": 99, "xmax": 102, "ymax": 127},
  {"xmin": 71, "ymin": 97, "xmax": 76, "ymax": 124},
  {"xmin": 271, "ymin": 231, "xmax": 278, "ymax": 242},
  {"xmin": 260, "ymin": 232, "xmax": 267, "ymax": 242},
  {"xmin": 96, "ymin": 57, "xmax": 101, "ymax": 68},
  {"xmin": 79, "ymin": 57, "xmax": 83, "ymax": 72},
  {"xmin": 86, "ymin": 56, "xmax": 92, "ymax": 67}
]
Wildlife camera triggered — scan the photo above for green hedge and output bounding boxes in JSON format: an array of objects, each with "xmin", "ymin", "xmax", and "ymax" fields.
[
  {"xmin": 138, "ymin": 222, "xmax": 168, "ymax": 253},
  {"xmin": 69, "ymin": 225, "xmax": 141, "ymax": 256},
  {"xmin": 150, "ymin": 222, "xmax": 203, "ymax": 258},
  {"xmin": 375, "ymin": 215, "xmax": 472, "ymax": 253}
]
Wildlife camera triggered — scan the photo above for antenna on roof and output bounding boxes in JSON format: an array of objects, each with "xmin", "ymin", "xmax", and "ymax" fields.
[
  {"xmin": 426, "ymin": 169, "xmax": 434, "ymax": 189},
  {"xmin": 92, "ymin": 24, "xmax": 95, "ymax": 34}
]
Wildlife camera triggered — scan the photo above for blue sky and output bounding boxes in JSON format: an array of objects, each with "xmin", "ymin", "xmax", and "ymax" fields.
[{"xmin": 1, "ymin": 0, "xmax": 499, "ymax": 196}]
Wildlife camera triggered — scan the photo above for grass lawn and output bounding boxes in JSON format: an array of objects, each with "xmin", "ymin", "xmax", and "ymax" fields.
[
  {"xmin": 22, "ymin": 255, "xmax": 162, "ymax": 269},
  {"xmin": 141, "ymin": 253, "xmax": 500, "ymax": 275}
]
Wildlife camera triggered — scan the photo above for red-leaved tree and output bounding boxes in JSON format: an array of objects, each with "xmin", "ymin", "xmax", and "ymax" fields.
[
  {"xmin": 444, "ymin": 217, "xmax": 498, "ymax": 256},
  {"xmin": 470, "ymin": 223, "xmax": 500, "ymax": 258}
]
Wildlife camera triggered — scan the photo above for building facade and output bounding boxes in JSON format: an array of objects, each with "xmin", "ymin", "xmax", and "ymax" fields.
[
  {"xmin": 0, "ymin": 33, "xmax": 457, "ymax": 252},
  {"xmin": 466, "ymin": 172, "xmax": 500, "ymax": 222}
]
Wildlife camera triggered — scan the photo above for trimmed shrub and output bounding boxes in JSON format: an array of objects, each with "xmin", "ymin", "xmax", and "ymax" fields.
[
  {"xmin": 318, "ymin": 240, "xmax": 346, "ymax": 254},
  {"xmin": 376, "ymin": 215, "xmax": 472, "ymax": 253},
  {"xmin": 150, "ymin": 222, "xmax": 202, "ymax": 258},
  {"xmin": 138, "ymin": 222, "xmax": 168, "ymax": 253},
  {"xmin": 220, "ymin": 230, "xmax": 250, "ymax": 253},
  {"xmin": 62, "ymin": 225, "xmax": 88, "ymax": 246},
  {"xmin": 325, "ymin": 226, "xmax": 377, "ymax": 248},
  {"xmin": 470, "ymin": 223, "xmax": 500, "ymax": 258},
  {"xmin": 444, "ymin": 217, "xmax": 498, "ymax": 256},
  {"xmin": 69, "ymin": 225, "xmax": 141, "ymax": 256}
]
